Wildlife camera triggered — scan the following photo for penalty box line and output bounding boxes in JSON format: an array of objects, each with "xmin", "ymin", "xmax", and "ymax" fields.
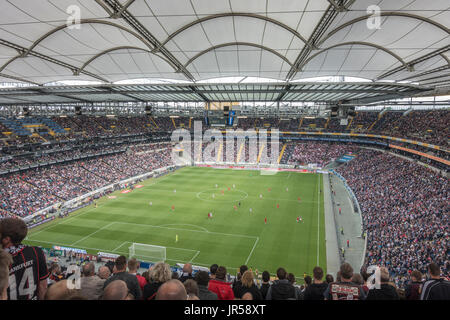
[
  {"xmin": 28, "ymin": 220, "xmax": 257, "ymax": 266},
  {"xmin": 112, "ymin": 221, "xmax": 256, "ymax": 265}
]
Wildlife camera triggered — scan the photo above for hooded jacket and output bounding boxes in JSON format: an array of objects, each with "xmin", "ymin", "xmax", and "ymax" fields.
[{"xmin": 208, "ymin": 278, "xmax": 235, "ymax": 300}]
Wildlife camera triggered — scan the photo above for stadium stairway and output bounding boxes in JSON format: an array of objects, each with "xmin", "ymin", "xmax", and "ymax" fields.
[
  {"xmin": 328, "ymin": 170, "xmax": 365, "ymax": 272},
  {"xmin": 367, "ymin": 112, "xmax": 384, "ymax": 131},
  {"xmin": 298, "ymin": 117, "xmax": 304, "ymax": 129},
  {"xmin": 150, "ymin": 116, "xmax": 159, "ymax": 129},
  {"xmin": 345, "ymin": 115, "xmax": 354, "ymax": 131},
  {"xmin": 277, "ymin": 144, "xmax": 287, "ymax": 164}
]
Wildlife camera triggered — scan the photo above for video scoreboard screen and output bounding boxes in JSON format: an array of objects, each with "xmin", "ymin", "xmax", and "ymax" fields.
[
  {"xmin": 209, "ymin": 116, "xmax": 226, "ymax": 126},
  {"xmin": 207, "ymin": 110, "xmax": 237, "ymax": 127}
]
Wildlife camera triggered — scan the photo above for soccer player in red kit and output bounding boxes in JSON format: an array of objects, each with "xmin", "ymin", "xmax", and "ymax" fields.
[
  {"xmin": 264, "ymin": 217, "xmax": 267, "ymax": 224},
  {"xmin": 0, "ymin": 218, "xmax": 49, "ymax": 300}
]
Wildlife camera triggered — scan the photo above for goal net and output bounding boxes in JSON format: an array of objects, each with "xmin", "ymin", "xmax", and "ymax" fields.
[{"xmin": 129, "ymin": 243, "xmax": 166, "ymax": 262}]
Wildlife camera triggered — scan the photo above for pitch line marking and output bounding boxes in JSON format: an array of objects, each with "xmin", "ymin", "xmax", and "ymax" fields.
[
  {"xmin": 111, "ymin": 221, "xmax": 258, "ymax": 240},
  {"xmin": 70, "ymin": 222, "xmax": 115, "ymax": 247},
  {"xmin": 244, "ymin": 237, "xmax": 259, "ymax": 265},
  {"xmin": 196, "ymin": 189, "xmax": 248, "ymax": 203},
  {"xmin": 27, "ymin": 200, "xmax": 110, "ymax": 239},
  {"xmin": 158, "ymin": 224, "xmax": 209, "ymax": 233},
  {"xmin": 25, "ymin": 239, "xmax": 128, "ymax": 255},
  {"xmin": 189, "ymin": 251, "xmax": 201, "ymax": 263},
  {"xmin": 26, "ymin": 171, "xmax": 178, "ymax": 240},
  {"xmin": 28, "ymin": 172, "xmax": 174, "ymax": 239},
  {"xmin": 28, "ymin": 238, "xmax": 306, "ymax": 282},
  {"xmin": 112, "ymin": 241, "xmax": 130, "ymax": 252},
  {"xmin": 317, "ymin": 174, "xmax": 320, "ymax": 266},
  {"xmin": 29, "ymin": 239, "xmax": 299, "ymax": 279}
]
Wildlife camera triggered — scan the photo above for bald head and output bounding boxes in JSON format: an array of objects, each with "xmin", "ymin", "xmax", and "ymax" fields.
[
  {"xmin": 98, "ymin": 266, "xmax": 111, "ymax": 279},
  {"xmin": 102, "ymin": 280, "xmax": 129, "ymax": 300},
  {"xmin": 82, "ymin": 262, "xmax": 95, "ymax": 277},
  {"xmin": 156, "ymin": 279, "xmax": 187, "ymax": 300},
  {"xmin": 45, "ymin": 280, "xmax": 80, "ymax": 300},
  {"xmin": 242, "ymin": 292, "xmax": 253, "ymax": 300},
  {"xmin": 183, "ymin": 263, "xmax": 193, "ymax": 274}
]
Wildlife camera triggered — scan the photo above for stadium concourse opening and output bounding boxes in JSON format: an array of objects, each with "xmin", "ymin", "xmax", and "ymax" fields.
[{"xmin": 0, "ymin": 0, "xmax": 449, "ymax": 306}]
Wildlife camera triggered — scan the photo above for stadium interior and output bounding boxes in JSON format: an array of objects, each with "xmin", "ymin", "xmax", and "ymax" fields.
[{"xmin": 0, "ymin": 0, "xmax": 448, "ymax": 302}]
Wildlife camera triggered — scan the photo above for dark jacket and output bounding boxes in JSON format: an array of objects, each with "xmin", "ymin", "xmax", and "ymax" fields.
[
  {"xmin": 366, "ymin": 283, "xmax": 399, "ymax": 300},
  {"xmin": 266, "ymin": 279, "xmax": 296, "ymax": 300},
  {"xmin": 179, "ymin": 273, "xmax": 194, "ymax": 283},
  {"xmin": 198, "ymin": 284, "xmax": 218, "ymax": 300},
  {"xmin": 420, "ymin": 278, "xmax": 450, "ymax": 300},
  {"xmin": 103, "ymin": 271, "xmax": 142, "ymax": 300},
  {"xmin": 259, "ymin": 283, "xmax": 270, "ymax": 300},
  {"xmin": 143, "ymin": 281, "xmax": 163, "ymax": 300},
  {"xmin": 405, "ymin": 281, "xmax": 422, "ymax": 300},
  {"xmin": 304, "ymin": 282, "xmax": 328, "ymax": 300},
  {"xmin": 241, "ymin": 284, "xmax": 263, "ymax": 300},
  {"xmin": 232, "ymin": 279, "xmax": 244, "ymax": 298}
]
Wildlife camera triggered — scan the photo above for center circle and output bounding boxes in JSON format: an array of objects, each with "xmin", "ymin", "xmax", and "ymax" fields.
[{"xmin": 196, "ymin": 189, "xmax": 248, "ymax": 202}]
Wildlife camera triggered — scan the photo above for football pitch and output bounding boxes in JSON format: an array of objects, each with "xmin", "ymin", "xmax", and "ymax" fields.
[{"xmin": 25, "ymin": 166, "xmax": 326, "ymax": 280}]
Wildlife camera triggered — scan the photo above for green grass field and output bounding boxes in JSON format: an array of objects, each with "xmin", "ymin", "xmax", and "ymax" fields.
[{"xmin": 25, "ymin": 166, "xmax": 326, "ymax": 280}]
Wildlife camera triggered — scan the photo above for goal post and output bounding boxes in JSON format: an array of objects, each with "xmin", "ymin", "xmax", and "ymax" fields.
[{"xmin": 129, "ymin": 243, "xmax": 166, "ymax": 262}]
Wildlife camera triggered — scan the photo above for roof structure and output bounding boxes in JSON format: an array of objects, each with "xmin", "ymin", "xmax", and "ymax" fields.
[
  {"xmin": 0, "ymin": 0, "xmax": 448, "ymax": 104},
  {"xmin": 0, "ymin": 81, "xmax": 430, "ymax": 105}
]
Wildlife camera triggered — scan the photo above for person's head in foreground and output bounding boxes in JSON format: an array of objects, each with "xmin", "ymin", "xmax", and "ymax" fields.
[
  {"xmin": 241, "ymin": 270, "xmax": 255, "ymax": 288},
  {"xmin": 149, "ymin": 262, "xmax": 172, "ymax": 284},
  {"xmin": 0, "ymin": 217, "xmax": 27, "ymax": 249},
  {"xmin": 113, "ymin": 255, "xmax": 127, "ymax": 273},
  {"xmin": 156, "ymin": 279, "xmax": 187, "ymax": 300},
  {"xmin": 44, "ymin": 280, "xmax": 82, "ymax": 300},
  {"xmin": 216, "ymin": 266, "xmax": 228, "ymax": 281},
  {"xmin": 101, "ymin": 280, "xmax": 133, "ymax": 300},
  {"xmin": 427, "ymin": 263, "xmax": 441, "ymax": 279},
  {"xmin": 0, "ymin": 250, "xmax": 12, "ymax": 300},
  {"xmin": 340, "ymin": 263, "xmax": 353, "ymax": 282}
]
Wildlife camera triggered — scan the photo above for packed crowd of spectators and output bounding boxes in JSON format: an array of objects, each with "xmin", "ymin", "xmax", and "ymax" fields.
[
  {"xmin": 281, "ymin": 142, "xmax": 357, "ymax": 167},
  {"xmin": 1, "ymin": 217, "xmax": 448, "ymax": 300},
  {"xmin": 0, "ymin": 173, "xmax": 59, "ymax": 217},
  {"xmin": 0, "ymin": 143, "xmax": 173, "ymax": 218},
  {"xmin": 349, "ymin": 112, "xmax": 379, "ymax": 132},
  {"xmin": 2, "ymin": 110, "xmax": 448, "ymax": 150},
  {"xmin": 301, "ymin": 117, "xmax": 327, "ymax": 129},
  {"xmin": 336, "ymin": 149, "xmax": 449, "ymax": 286},
  {"xmin": 371, "ymin": 110, "xmax": 449, "ymax": 147}
]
